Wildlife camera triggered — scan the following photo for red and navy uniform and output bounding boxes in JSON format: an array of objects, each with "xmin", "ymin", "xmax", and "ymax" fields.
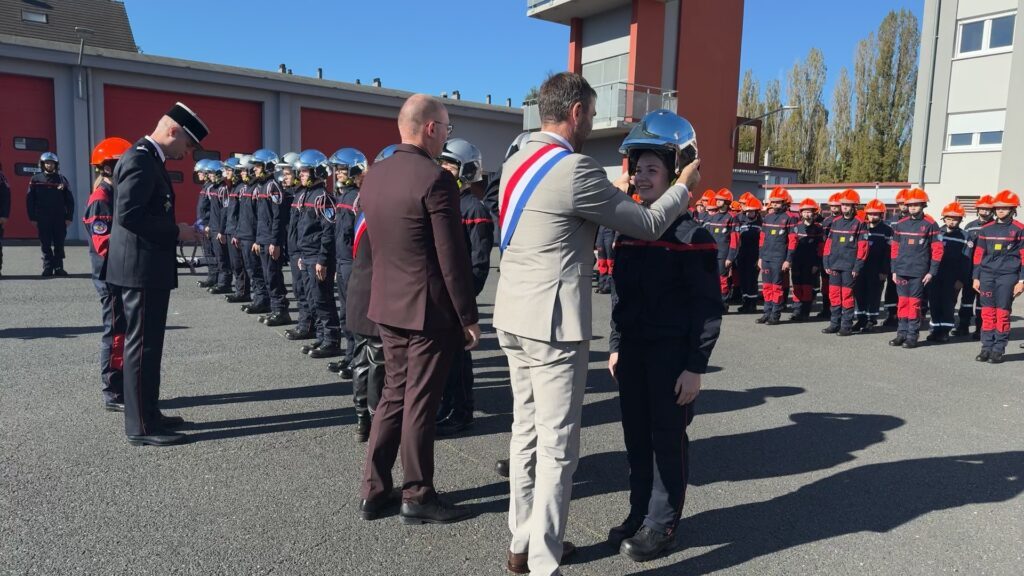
[
  {"xmin": 736, "ymin": 214, "xmax": 762, "ymax": 308},
  {"xmin": 957, "ymin": 216, "xmax": 991, "ymax": 333},
  {"xmin": 972, "ymin": 219, "xmax": 1024, "ymax": 354},
  {"xmin": 891, "ymin": 214, "xmax": 943, "ymax": 342},
  {"xmin": 823, "ymin": 215, "xmax": 868, "ymax": 330},
  {"xmin": 704, "ymin": 210, "xmax": 740, "ymax": 301},
  {"xmin": 759, "ymin": 210, "xmax": 796, "ymax": 321},
  {"xmin": 786, "ymin": 221, "xmax": 824, "ymax": 317},
  {"xmin": 929, "ymin": 226, "xmax": 971, "ymax": 336},
  {"xmin": 82, "ymin": 181, "xmax": 125, "ymax": 405},
  {"xmin": 595, "ymin": 225, "xmax": 616, "ymax": 293},
  {"xmin": 610, "ymin": 213, "xmax": 722, "ymax": 536},
  {"xmin": 882, "ymin": 211, "xmax": 908, "ymax": 320},
  {"xmin": 855, "ymin": 222, "xmax": 893, "ymax": 324}
]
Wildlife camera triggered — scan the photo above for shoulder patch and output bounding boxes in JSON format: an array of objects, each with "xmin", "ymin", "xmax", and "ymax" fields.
[{"xmin": 91, "ymin": 220, "xmax": 109, "ymax": 235}]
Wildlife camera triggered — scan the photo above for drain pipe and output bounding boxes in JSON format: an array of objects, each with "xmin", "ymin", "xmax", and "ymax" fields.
[{"xmin": 918, "ymin": 0, "xmax": 943, "ymax": 188}]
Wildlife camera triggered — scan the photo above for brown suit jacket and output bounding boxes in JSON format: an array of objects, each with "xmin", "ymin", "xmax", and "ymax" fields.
[{"xmin": 361, "ymin": 144, "xmax": 478, "ymax": 333}]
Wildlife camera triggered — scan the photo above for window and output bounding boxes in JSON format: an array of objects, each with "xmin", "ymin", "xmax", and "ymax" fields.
[
  {"xmin": 193, "ymin": 149, "xmax": 220, "ymax": 162},
  {"xmin": 21, "ymin": 10, "xmax": 47, "ymax": 23},
  {"xmin": 946, "ymin": 110, "xmax": 1006, "ymax": 151},
  {"xmin": 13, "ymin": 136, "xmax": 50, "ymax": 151},
  {"xmin": 581, "ymin": 54, "xmax": 628, "ymax": 87},
  {"xmin": 957, "ymin": 12, "xmax": 1015, "ymax": 56}
]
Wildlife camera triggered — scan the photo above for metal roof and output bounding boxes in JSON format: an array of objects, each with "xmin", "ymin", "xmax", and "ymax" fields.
[{"xmin": 0, "ymin": 0, "xmax": 137, "ymax": 52}]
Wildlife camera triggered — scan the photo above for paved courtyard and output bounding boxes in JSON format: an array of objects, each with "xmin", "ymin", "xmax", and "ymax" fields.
[{"xmin": 1, "ymin": 244, "xmax": 1022, "ymax": 575}]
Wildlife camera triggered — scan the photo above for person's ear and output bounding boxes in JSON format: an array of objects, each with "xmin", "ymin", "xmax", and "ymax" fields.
[{"xmin": 570, "ymin": 101, "xmax": 583, "ymax": 125}]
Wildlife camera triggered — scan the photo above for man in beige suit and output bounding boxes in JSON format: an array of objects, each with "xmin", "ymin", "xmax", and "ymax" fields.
[{"xmin": 495, "ymin": 72, "xmax": 701, "ymax": 576}]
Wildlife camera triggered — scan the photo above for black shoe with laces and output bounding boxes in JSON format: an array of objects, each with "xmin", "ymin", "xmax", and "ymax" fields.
[
  {"xmin": 309, "ymin": 343, "xmax": 342, "ymax": 358},
  {"xmin": 608, "ymin": 515, "xmax": 644, "ymax": 549},
  {"xmin": 620, "ymin": 525, "xmax": 676, "ymax": 562}
]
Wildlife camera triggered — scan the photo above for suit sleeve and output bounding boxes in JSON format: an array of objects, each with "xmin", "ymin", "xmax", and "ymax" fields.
[
  {"xmin": 570, "ymin": 155, "xmax": 688, "ymax": 241},
  {"xmin": 464, "ymin": 200, "xmax": 494, "ymax": 295},
  {"xmin": 426, "ymin": 171, "xmax": 479, "ymax": 327},
  {"xmin": 115, "ymin": 155, "xmax": 179, "ymax": 248}
]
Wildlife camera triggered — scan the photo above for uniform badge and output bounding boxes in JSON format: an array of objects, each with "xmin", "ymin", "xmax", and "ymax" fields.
[
  {"xmin": 839, "ymin": 237, "xmax": 846, "ymax": 243},
  {"xmin": 323, "ymin": 207, "xmax": 335, "ymax": 221},
  {"xmin": 994, "ymin": 243, "xmax": 1003, "ymax": 250},
  {"xmin": 908, "ymin": 239, "xmax": 915, "ymax": 244},
  {"xmin": 91, "ymin": 220, "xmax": 109, "ymax": 235},
  {"xmin": 967, "ymin": 241, "xmax": 975, "ymax": 248},
  {"xmin": 223, "ymin": 196, "xmax": 230, "ymax": 208},
  {"xmin": 271, "ymin": 191, "xmax": 282, "ymax": 204}
]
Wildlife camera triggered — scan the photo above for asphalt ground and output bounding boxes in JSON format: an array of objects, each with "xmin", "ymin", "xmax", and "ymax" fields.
[{"xmin": 1, "ymin": 244, "xmax": 1022, "ymax": 576}]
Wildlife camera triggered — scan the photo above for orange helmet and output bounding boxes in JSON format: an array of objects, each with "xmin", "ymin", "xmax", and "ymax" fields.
[
  {"xmin": 768, "ymin": 186, "xmax": 792, "ymax": 204},
  {"xmin": 827, "ymin": 193, "xmax": 843, "ymax": 206},
  {"xmin": 975, "ymin": 195, "xmax": 995, "ymax": 209},
  {"xmin": 90, "ymin": 137, "xmax": 132, "ymax": 166},
  {"xmin": 839, "ymin": 189, "xmax": 860, "ymax": 205},
  {"xmin": 856, "ymin": 209, "xmax": 866, "ymax": 220},
  {"xmin": 905, "ymin": 188, "xmax": 929, "ymax": 204},
  {"xmin": 797, "ymin": 198, "xmax": 819, "ymax": 212},
  {"xmin": 941, "ymin": 202, "xmax": 966, "ymax": 218},
  {"xmin": 992, "ymin": 189, "xmax": 1020, "ymax": 208},
  {"xmin": 864, "ymin": 199, "xmax": 887, "ymax": 214},
  {"xmin": 700, "ymin": 189, "xmax": 717, "ymax": 207},
  {"xmin": 730, "ymin": 200, "xmax": 742, "ymax": 212},
  {"xmin": 739, "ymin": 192, "xmax": 756, "ymax": 203},
  {"xmin": 744, "ymin": 197, "xmax": 763, "ymax": 211},
  {"xmin": 716, "ymin": 188, "xmax": 734, "ymax": 202},
  {"xmin": 895, "ymin": 188, "xmax": 910, "ymax": 204}
]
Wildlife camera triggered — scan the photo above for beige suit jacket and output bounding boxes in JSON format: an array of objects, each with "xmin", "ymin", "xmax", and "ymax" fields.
[{"xmin": 493, "ymin": 132, "xmax": 689, "ymax": 342}]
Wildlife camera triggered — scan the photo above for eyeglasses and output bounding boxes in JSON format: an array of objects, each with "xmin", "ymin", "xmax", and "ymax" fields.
[{"xmin": 432, "ymin": 120, "xmax": 454, "ymax": 136}]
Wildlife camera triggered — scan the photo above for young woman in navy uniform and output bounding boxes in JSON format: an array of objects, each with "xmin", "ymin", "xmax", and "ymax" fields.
[
  {"xmin": 972, "ymin": 190, "xmax": 1024, "ymax": 363},
  {"xmin": 606, "ymin": 110, "xmax": 722, "ymax": 562}
]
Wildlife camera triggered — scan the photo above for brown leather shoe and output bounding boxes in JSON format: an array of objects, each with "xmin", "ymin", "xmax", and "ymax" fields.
[{"xmin": 506, "ymin": 541, "xmax": 576, "ymax": 574}]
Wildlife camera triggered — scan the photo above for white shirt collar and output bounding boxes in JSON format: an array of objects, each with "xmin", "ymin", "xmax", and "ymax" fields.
[
  {"xmin": 540, "ymin": 131, "xmax": 574, "ymax": 152},
  {"xmin": 144, "ymin": 135, "xmax": 166, "ymax": 163}
]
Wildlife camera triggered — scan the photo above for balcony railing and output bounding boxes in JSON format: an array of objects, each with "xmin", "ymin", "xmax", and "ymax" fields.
[{"xmin": 522, "ymin": 82, "xmax": 678, "ymax": 131}]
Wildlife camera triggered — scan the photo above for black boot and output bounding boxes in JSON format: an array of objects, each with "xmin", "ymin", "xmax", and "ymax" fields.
[
  {"xmin": 225, "ymin": 293, "xmax": 250, "ymax": 303},
  {"xmin": 889, "ymin": 336, "xmax": 906, "ymax": 347},
  {"xmin": 754, "ymin": 315, "xmax": 768, "ymax": 324},
  {"xmin": 208, "ymin": 285, "xmax": 232, "ymax": 294},
  {"xmin": 495, "ymin": 459, "xmax": 510, "ymax": 478},
  {"xmin": 988, "ymin": 352, "xmax": 1005, "ymax": 364},
  {"xmin": 976, "ymin": 350, "xmax": 991, "ymax": 362},
  {"xmin": 354, "ymin": 413, "xmax": 371, "ymax": 442},
  {"xmin": 620, "ymin": 526, "xmax": 675, "ymax": 562},
  {"xmin": 284, "ymin": 327, "xmax": 316, "ymax": 341},
  {"xmin": 264, "ymin": 312, "xmax": 293, "ymax": 327},
  {"xmin": 300, "ymin": 341, "xmax": 323, "ymax": 354},
  {"xmin": 821, "ymin": 325, "xmax": 839, "ymax": 334},
  {"xmin": 608, "ymin": 515, "xmax": 644, "ymax": 549},
  {"xmin": 851, "ymin": 318, "xmax": 867, "ymax": 333},
  {"xmin": 309, "ymin": 343, "xmax": 342, "ymax": 358}
]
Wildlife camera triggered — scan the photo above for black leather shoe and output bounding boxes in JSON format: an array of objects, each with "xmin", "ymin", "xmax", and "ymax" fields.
[
  {"xmin": 127, "ymin": 430, "xmax": 187, "ymax": 446},
  {"xmin": 399, "ymin": 496, "xmax": 471, "ymax": 525},
  {"xmin": 889, "ymin": 336, "xmax": 906, "ymax": 347},
  {"xmin": 789, "ymin": 313, "xmax": 809, "ymax": 323},
  {"xmin": 196, "ymin": 279, "xmax": 215, "ymax": 288},
  {"xmin": 327, "ymin": 358, "xmax": 350, "ymax": 372},
  {"xmin": 284, "ymin": 328, "xmax": 316, "ymax": 341},
  {"xmin": 42, "ymin": 267, "xmax": 54, "ymax": 277},
  {"xmin": 300, "ymin": 341, "xmax": 323, "ymax": 354},
  {"xmin": 225, "ymin": 294, "xmax": 250, "ymax": 303},
  {"xmin": 861, "ymin": 322, "xmax": 877, "ymax": 334},
  {"xmin": 495, "ymin": 459, "xmax": 510, "ymax": 478},
  {"xmin": 754, "ymin": 316, "xmax": 768, "ymax": 324},
  {"xmin": 309, "ymin": 344, "xmax": 342, "ymax": 358},
  {"xmin": 264, "ymin": 312, "xmax": 293, "ymax": 327},
  {"xmin": 822, "ymin": 326, "xmax": 839, "ymax": 334},
  {"xmin": 976, "ymin": 351, "xmax": 991, "ymax": 362},
  {"xmin": 436, "ymin": 417, "xmax": 473, "ymax": 437},
  {"xmin": 103, "ymin": 400, "xmax": 125, "ymax": 412},
  {"xmin": 620, "ymin": 525, "xmax": 676, "ymax": 562},
  {"xmin": 608, "ymin": 515, "xmax": 644, "ymax": 549},
  {"xmin": 765, "ymin": 317, "xmax": 780, "ymax": 326},
  {"xmin": 53, "ymin": 268, "xmax": 68, "ymax": 276},
  {"xmin": 988, "ymin": 352, "xmax": 1005, "ymax": 364},
  {"xmin": 208, "ymin": 285, "xmax": 232, "ymax": 295},
  {"xmin": 355, "ymin": 414, "xmax": 371, "ymax": 442},
  {"xmin": 902, "ymin": 340, "xmax": 918, "ymax": 349},
  {"xmin": 244, "ymin": 303, "xmax": 270, "ymax": 314},
  {"xmin": 338, "ymin": 366, "xmax": 353, "ymax": 380},
  {"xmin": 838, "ymin": 328, "xmax": 853, "ymax": 337},
  {"xmin": 360, "ymin": 488, "xmax": 401, "ymax": 520}
]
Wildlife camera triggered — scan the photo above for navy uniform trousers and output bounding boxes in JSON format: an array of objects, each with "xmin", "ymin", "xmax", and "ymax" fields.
[
  {"xmin": 305, "ymin": 261, "xmax": 340, "ymax": 346},
  {"xmin": 616, "ymin": 336, "xmax": 695, "ymax": 535},
  {"xmin": 94, "ymin": 280, "xmax": 125, "ymax": 403},
  {"xmin": 336, "ymin": 263, "xmax": 355, "ymax": 358},
  {"xmin": 228, "ymin": 237, "xmax": 249, "ymax": 297},
  {"xmin": 894, "ymin": 275, "xmax": 926, "ymax": 341},
  {"xmin": 979, "ymin": 271, "xmax": 1016, "ymax": 354},
  {"xmin": 289, "ymin": 254, "xmax": 313, "ymax": 333},
  {"xmin": 240, "ymin": 240, "xmax": 268, "ymax": 308},
  {"xmin": 115, "ymin": 286, "xmax": 171, "ymax": 436},
  {"xmin": 260, "ymin": 249, "xmax": 289, "ymax": 315}
]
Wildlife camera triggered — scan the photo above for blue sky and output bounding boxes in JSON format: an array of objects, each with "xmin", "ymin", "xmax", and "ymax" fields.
[{"xmin": 121, "ymin": 0, "xmax": 923, "ymax": 106}]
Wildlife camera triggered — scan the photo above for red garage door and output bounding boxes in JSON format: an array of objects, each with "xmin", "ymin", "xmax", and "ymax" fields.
[
  {"xmin": 104, "ymin": 85, "xmax": 263, "ymax": 226},
  {"xmin": 0, "ymin": 73, "xmax": 57, "ymax": 239},
  {"xmin": 300, "ymin": 108, "xmax": 400, "ymax": 164}
]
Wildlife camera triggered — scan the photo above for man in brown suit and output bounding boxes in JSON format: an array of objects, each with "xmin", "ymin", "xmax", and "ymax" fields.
[{"xmin": 359, "ymin": 94, "xmax": 481, "ymax": 524}]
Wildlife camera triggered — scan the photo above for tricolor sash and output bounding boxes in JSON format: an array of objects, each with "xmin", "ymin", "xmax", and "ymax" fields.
[
  {"xmin": 353, "ymin": 212, "xmax": 367, "ymax": 257},
  {"xmin": 499, "ymin": 143, "xmax": 570, "ymax": 251}
]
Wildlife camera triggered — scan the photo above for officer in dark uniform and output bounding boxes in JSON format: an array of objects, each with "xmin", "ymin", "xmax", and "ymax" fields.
[
  {"xmin": 436, "ymin": 138, "xmax": 494, "ymax": 436},
  {"xmin": 27, "ymin": 152, "xmax": 74, "ymax": 276},
  {"xmin": 294, "ymin": 149, "xmax": 342, "ymax": 358},
  {"xmin": 84, "ymin": 137, "xmax": 132, "ymax": 411},
  {"xmin": 106, "ymin": 102, "xmax": 208, "ymax": 446},
  {"xmin": 204, "ymin": 161, "xmax": 232, "ymax": 294},
  {"xmin": 235, "ymin": 155, "xmax": 270, "ymax": 315},
  {"xmin": 281, "ymin": 153, "xmax": 317, "ymax": 341},
  {"xmin": 193, "ymin": 160, "xmax": 217, "ymax": 289},
  {"xmin": 223, "ymin": 157, "xmax": 250, "ymax": 303},
  {"xmin": 0, "ymin": 167, "xmax": 9, "ymax": 275},
  {"xmin": 252, "ymin": 149, "xmax": 292, "ymax": 326},
  {"xmin": 326, "ymin": 148, "xmax": 368, "ymax": 375},
  {"xmin": 608, "ymin": 114, "xmax": 721, "ymax": 562}
]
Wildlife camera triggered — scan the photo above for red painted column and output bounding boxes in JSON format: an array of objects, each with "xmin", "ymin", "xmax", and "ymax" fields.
[
  {"xmin": 568, "ymin": 18, "xmax": 583, "ymax": 73},
  {"xmin": 676, "ymin": 0, "xmax": 744, "ymax": 191},
  {"xmin": 627, "ymin": 0, "xmax": 665, "ymax": 88}
]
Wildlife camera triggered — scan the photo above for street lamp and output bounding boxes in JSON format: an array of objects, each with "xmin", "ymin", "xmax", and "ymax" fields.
[
  {"xmin": 75, "ymin": 26, "xmax": 95, "ymax": 65},
  {"xmin": 730, "ymin": 104, "xmax": 799, "ymax": 149}
]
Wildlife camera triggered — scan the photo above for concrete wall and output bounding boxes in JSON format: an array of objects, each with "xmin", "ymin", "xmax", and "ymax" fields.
[{"xmin": 580, "ymin": 5, "xmax": 631, "ymax": 65}]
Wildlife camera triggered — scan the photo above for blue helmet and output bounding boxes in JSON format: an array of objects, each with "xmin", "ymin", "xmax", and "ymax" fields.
[
  {"xmin": 328, "ymin": 148, "xmax": 369, "ymax": 177},
  {"xmin": 205, "ymin": 160, "xmax": 223, "ymax": 181},
  {"xmin": 440, "ymin": 138, "xmax": 483, "ymax": 183},
  {"xmin": 374, "ymin": 144, "xmax": 398, "ymax": 164},
  {"xmin": 619, "ymin": 109, "xmax": 698, "ymax": 174},
  {"xmin": 39, "ymin": 151, "xmax": 59, "ymax": 171},
  {"xmin": 251, "ymin": 148, "xmax": 280, "ymax": 168},
  {"xmin": 194, "ymin": 159, "xmax": 207, "ymax": 173},
  {"xmin": 222, "ymin": 157, "xmax": 240, "ymax": 175},
  {"xmin": 294, "ymin": 149, "xmax": 331, "ymax": 183}
]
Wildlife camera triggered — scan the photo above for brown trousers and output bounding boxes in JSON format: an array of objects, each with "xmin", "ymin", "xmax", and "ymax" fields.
[{"xmin": 361, "ymin": 323, "xmax": 461, "ymax": 503}]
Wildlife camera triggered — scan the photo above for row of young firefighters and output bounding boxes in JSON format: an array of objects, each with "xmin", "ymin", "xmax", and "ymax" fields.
[{"xmin": 596, "ymin": 186, "xmax": 1024, "ymax": 363}]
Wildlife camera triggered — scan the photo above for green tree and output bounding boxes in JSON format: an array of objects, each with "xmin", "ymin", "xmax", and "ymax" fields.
[
  {"xmin": 777, "ymin": 48, "xmax": 828, "ymax": 182},
  {"xmin": 736, "ymin": 70, "xmax": 762, "ymax": 154},
  {"xmin": 829, "ymin": 67, "xmax": 854, "ymax": 182},
  {"xmin": 762, "ymin": 78, "xmax": 783, "ymax": 164}
]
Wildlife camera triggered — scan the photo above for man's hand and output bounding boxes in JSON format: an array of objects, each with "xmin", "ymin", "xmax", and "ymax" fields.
[
  {"xmin": 204, "ymin": 226, "xmax": 211, "ymax": 238},
  {"xmin": 725, "ymin": 259, "xmax": 733, "ymax": 270},
  {"xmin": 463, "ymin": 323, "xmax": 481, "ymax": 351},
  {"xmin": 315, "ymin": 262, "xmax": 327, "ymax": 282},
  {"xmin": 251, "ymin": 243, "xmax": 261, "ymax": 255},
  {"xmin": 1014, "ymin": 281, "xmax": 1024, "ymax": 298},
  {"xmin": 608, "ymin": 352, "xmax": 619, "ymax": 380},
  {"xmin": 231, "ymin": 237, "xmax": 240, "ymax": 248},
  {"xmin": 922, "ymin": 273, "xmax": 933, "ymax": 286},
  {"xmin": 852, "ymin": 270, "xmax": 859, "ymax": 279},
  {"xmin": 893, "ymin": 273, "xmax": 899, "ymax": 283},
  {"xmin": 674, "ymin": 370, "xmax": 702, "ymax": 406},
  {"xmin": 782, "ymin": 261, "xmax": 791, "ymax": 272},
  {"xmin": 679, "ymin": 158, "xmax": 701, "ymax": 191},
  {"xmin": 177, "ymin": 222, "xmax": 200, "ymax": 243},
  {"xmin": 297, "ymin": 258, "xmax": 304, "ymax": 271},
  {"xmin": 217, "ymin": 233, "xmax": 226, "ymax": 245},
  {"xmin": 612, "ymin": 172, "xmax": 631, "ymax": 193},
  {"xmin": 973, "ymin": 278, "xmax": 981, "ymax": 292},
  {"xmin": 269, "ymin": 244, "xmax": 281, "ymax": 260}
]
